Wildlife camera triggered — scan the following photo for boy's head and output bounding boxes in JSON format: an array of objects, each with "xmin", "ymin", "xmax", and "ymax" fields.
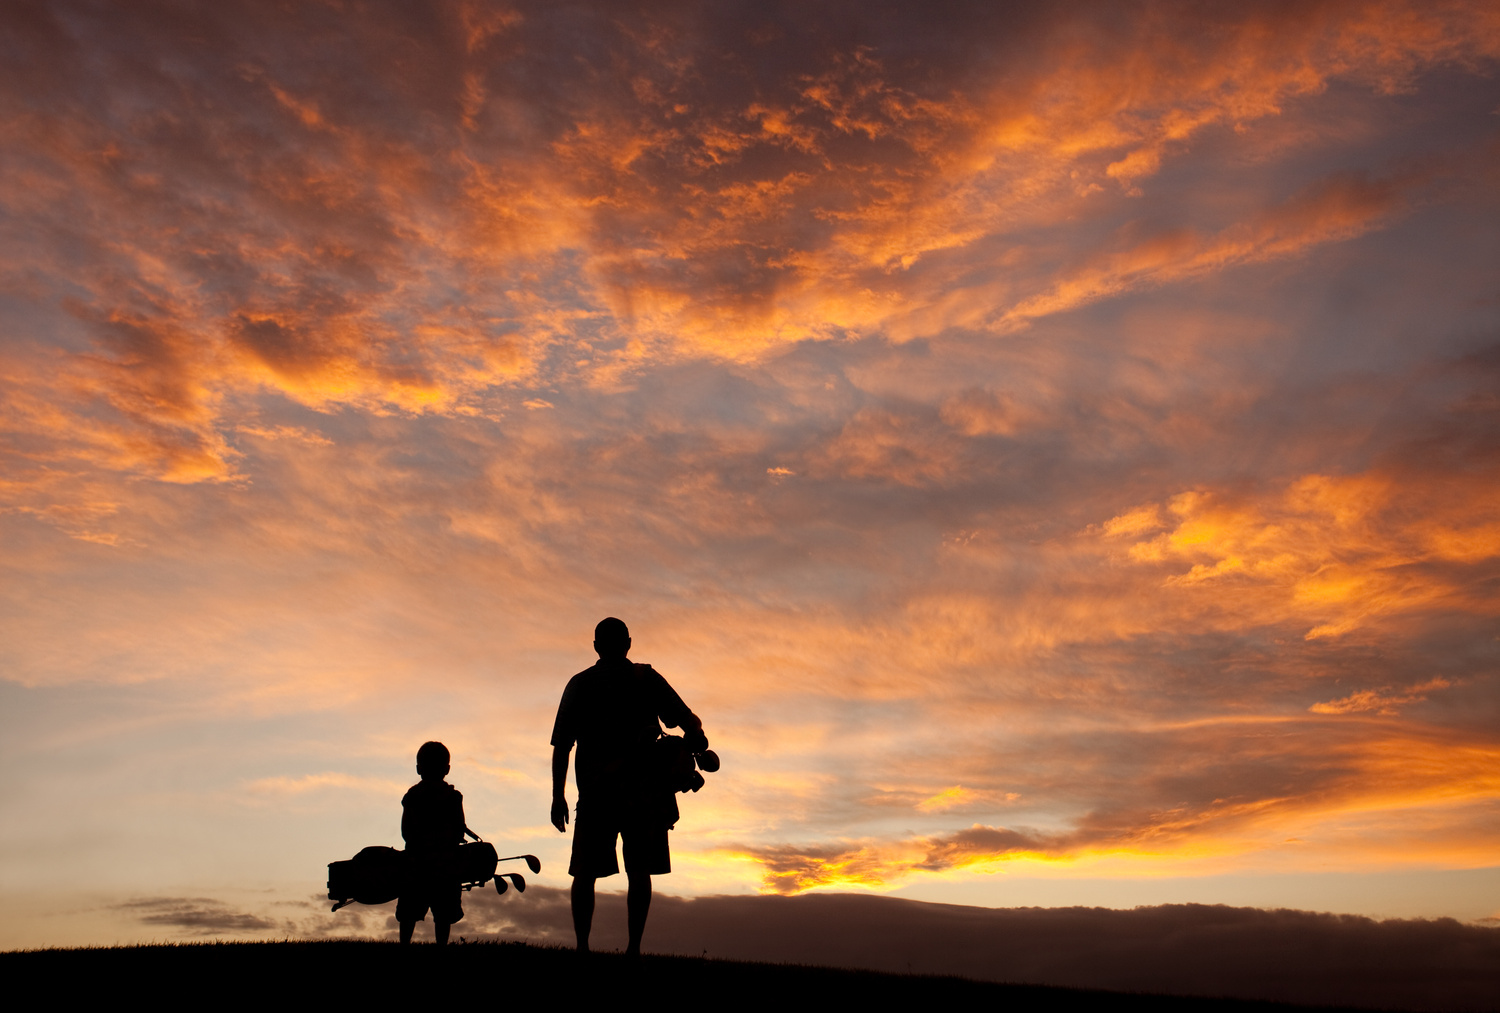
[{"xmin": 416, "ymin": 740, "xmax": 451, "ymax": 781}]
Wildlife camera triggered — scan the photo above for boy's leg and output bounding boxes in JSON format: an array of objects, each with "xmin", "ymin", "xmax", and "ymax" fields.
[
  {"xmin": 571, "ymin": 875, "xmax": 596, "ymax": 952},
  {"xmin": 396, "ymin": 892, "xmax": 428, "ymax": 945},
  {"xmin": 433, "ymin": 880, "xmax": 462, "ymax": 947},
  {"xmin": 625, "ymin": 870, "xmax": 651, "ymax": 957}
]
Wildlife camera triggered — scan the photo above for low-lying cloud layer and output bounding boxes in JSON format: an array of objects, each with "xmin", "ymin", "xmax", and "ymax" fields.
[
  {"xmin": 113, "ymin": 897, "xmax": 279, "ymax": 935},
  {"xmin": 123, "ymin": 889, "xmax": 1500, "ymax": 1011}
]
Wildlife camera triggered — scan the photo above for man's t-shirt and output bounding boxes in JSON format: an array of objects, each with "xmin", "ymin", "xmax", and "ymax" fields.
[
  {"xmin": 551, "ymin": 658, "xmax": 692, "ymax": 800},
  {"xmin": 402, "ymin": 779, "xmax": 465, "ymax": 854}
]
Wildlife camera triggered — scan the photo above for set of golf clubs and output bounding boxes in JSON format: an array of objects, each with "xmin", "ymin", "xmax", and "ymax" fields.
[{"xmin": 491, "ymin": 853, "xmax": 540, "ymax": 895}]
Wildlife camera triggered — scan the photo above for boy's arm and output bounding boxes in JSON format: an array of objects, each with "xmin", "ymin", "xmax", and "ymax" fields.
[{"xmin": 550, "ymin": 743, "xmax": 570, "ymax": 832}]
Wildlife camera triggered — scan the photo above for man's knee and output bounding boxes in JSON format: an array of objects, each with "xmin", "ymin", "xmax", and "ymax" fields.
[{"xmin": 572, "ymin": 875, "xmax": 597, "ymax": 905}]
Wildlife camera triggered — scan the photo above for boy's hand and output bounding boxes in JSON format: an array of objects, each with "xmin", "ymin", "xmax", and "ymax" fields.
[{"xmin": 551, "ymin": 797, "xmax": 569, "ymax": 832}]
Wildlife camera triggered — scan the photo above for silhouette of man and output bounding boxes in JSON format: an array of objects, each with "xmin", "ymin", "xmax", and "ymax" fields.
[{"xmin": 551, "ymin": 617, "xmax": 705, "ymax": 956}]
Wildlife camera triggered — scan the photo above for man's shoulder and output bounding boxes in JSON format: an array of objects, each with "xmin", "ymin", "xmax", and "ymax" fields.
[
  {"xmin": 633, "ymin": 662, "xmax": 680, "ymax": 692},
  {"xmin": 561, "ymin": 660, "xmax": 656, "ymax": 688},
  {"xmin": 566, "ymin": 661, "xmax": 610, "ymax": 684},
  {"xmin": 559, "ymin": 664, "xmax": 601, "ymax": 699},
  {"xmin": 556, "ymin": 661, "xmax": 673, "ymax": 710}
]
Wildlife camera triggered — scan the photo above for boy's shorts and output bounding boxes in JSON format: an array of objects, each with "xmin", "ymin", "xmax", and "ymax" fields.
[
  {"xmin": 396, "ymin": 855, "xmax": 464, "ymax": 925},
  {"xmin": 568, "ymin": 796, "xmax": 670, "ymax": 879}
]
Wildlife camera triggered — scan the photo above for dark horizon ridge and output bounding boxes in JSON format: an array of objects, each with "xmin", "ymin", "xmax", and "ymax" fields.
[{"xmin": 0, "ymin": 939, "xmax": 1401, "ymax": 1013}]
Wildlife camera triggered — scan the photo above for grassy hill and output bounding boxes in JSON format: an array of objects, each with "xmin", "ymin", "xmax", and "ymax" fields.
[{"xmin": 1, "ymin": 940, "xmax": 1387, "ymax": 1010}]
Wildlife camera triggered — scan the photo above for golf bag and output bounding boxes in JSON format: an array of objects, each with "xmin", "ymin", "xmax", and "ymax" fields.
[
  {"xmin": 327, "ymin": 845, "xmax": 405, "ymax": 911},
  {"xmin": 328, "ymin": 840, "xmax": 535, "ymax": 912},
  {"xmin": 455, "ymin": 840, "xmax": 498, "ymax": 888},
  {"xmin": 654, "ymin": 731, "xmax": 721, "ymax": 829}
]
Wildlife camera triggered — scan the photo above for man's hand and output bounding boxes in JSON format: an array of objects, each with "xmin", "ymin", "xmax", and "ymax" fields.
[
  {"xmin": 682, "ymin": 711, "xmax": 709, "ymax": 753},
  {"xmin": 551, "ymin": 796, "xmax": 569, "ymax": 833}
]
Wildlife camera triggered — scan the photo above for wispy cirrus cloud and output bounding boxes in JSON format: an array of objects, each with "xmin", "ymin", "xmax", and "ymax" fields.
[{"xmin": 1310, "ymin": 678, "xmax": 1453, "ymax": 715}]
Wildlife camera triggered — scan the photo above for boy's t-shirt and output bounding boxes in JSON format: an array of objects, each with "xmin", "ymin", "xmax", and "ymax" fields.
[{"xmin": 401, "ymin": 780, "xmax": 465, "ymax": 853}]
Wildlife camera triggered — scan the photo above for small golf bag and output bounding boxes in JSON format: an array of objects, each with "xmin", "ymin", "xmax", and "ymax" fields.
[
  {"xmin": 328, "ymin": 839, "xmax": 536, "ymax": 911},
  {"xmin": 455, "ymin": 840, "xmax": 498, "ymax": 888},
  {"xmin": 327, "ymin": 845, "xmax": 405, "ymax": 911}
]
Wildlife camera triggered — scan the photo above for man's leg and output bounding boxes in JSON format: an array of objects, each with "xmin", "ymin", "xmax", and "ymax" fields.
[
  {"xmin": 399, "ymin": 920, "xmax": 415, "ymax": 945},
  {"xmin": 435, "ymin": 921, "xmax": 450, "ymax": 945},
  {"xmin": 625, "ymin": 870, "xmax": 651, "ymax": 957},
  {"xmin": 571, "ymin": 874, "xmax": 596, "ymax": 952}
]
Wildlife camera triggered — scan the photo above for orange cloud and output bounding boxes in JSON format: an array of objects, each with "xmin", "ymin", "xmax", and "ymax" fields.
[
  {"xmin": 1309, "ymin": 678, "xmax": 1453, "ymax": 715},
  {"xmin": 735, "ymin": 726, "xmax": 1500, "ymax": 894},
  {"xmin": 1104, "ymin": 470, "xmax": 1500, "ymax": 638},
  {"xmin": 813, "ymin": 408, "xmax": 964, "ymax": 487},
  {"xmin": 997, "ymin": 170, "xmax": 1419, "ymax": 331},
  {"xmin": 4, "ymin": 0, "xmax": 1495, "ymax": 501}
]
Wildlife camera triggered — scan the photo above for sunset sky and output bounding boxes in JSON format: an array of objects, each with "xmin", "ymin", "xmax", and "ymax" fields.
[{"xmin": 2, "ymin": 1, "xmax": 1498, "ymax": 948}]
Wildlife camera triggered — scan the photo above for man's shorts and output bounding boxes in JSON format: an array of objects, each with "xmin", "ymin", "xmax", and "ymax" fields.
[
  {"xmin": 569, "ymin": 795, "xmax": 670, "ymax": 879},
  {"xmin": 395, "ymin": 854, "xmax": 464, "ymax": 925}
]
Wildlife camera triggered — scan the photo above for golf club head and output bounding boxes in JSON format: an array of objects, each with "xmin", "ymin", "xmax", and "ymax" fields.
[
  {"xmin": 493, "ymin": 876, "xmax": 508, "ymax": 896},
  {"xmin": 696, "ymin": 749, "xmax": 720, "ymax": 773},
  {"xmin": 505, "ymin": 873, "xmax": 526, "ymax": 893},
  {"xmin": 498, "ymin": 854, "xmax": 542, "ymax": 875}
]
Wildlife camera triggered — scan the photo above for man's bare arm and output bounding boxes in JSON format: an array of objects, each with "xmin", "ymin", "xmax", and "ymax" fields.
[{"xmin": 550, "ymin": 743, "xmax": 571, "ymax": 832}]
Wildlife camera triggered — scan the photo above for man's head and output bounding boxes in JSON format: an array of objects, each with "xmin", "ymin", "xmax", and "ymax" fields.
[
  {"xmin": 416, "ymin": 740, "xmax": 451, "ymax": 781},
  {"xmin": 594, "ymin": 617, "xmax": 631, "ymax": 659}
]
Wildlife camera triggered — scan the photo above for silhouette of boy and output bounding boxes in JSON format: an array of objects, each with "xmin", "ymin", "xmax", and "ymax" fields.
[
  {"xmin": 551, "ymin": 617, "xmax": 706, "ymax": 956},
  {"xmin": 397, "ymin": 741, "xmax": 466, "ymax": 945}
]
